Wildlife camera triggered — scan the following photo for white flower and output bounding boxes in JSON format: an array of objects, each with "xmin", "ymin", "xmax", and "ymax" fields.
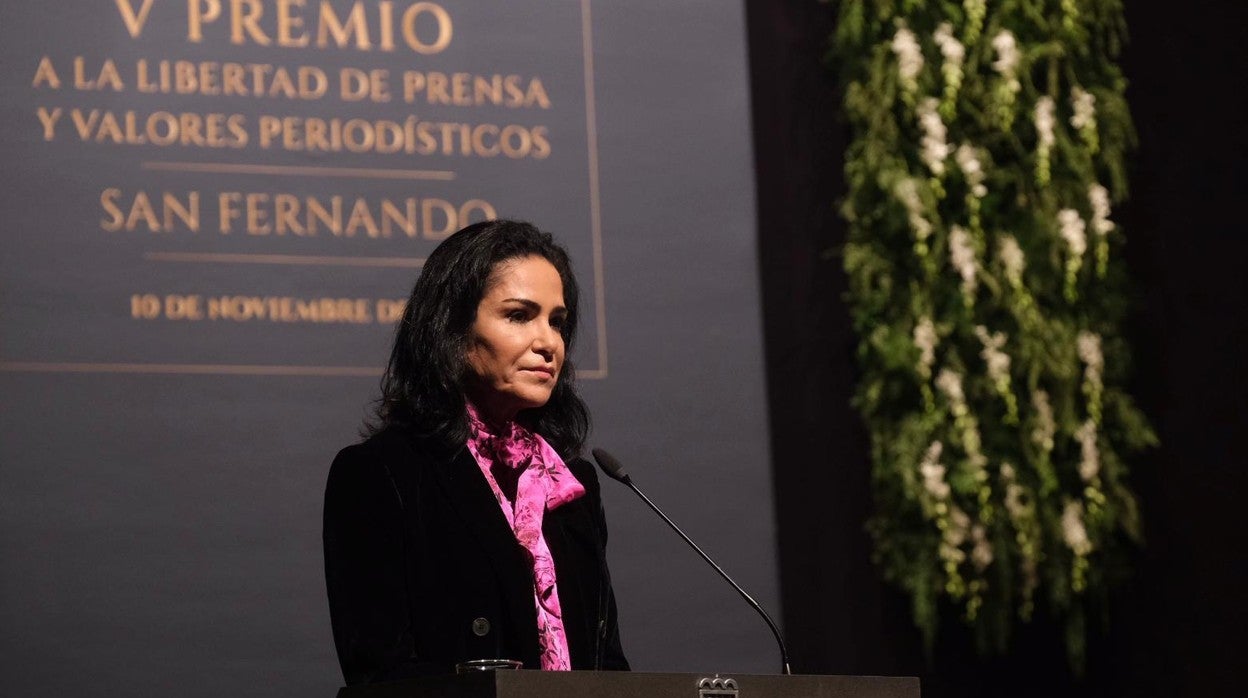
[
  {"xmin": 948, "ymin": 225, "xmax": 978, "ymax": 297},
  {"xmin": 975, "ymin": 326, "xmax": 1011, "ymax": 383},
  {"xmin": 1001, "ymin": 462, "xmax": 1016, "ymax": 482},
  {"xmin": 934, "ymin": 23, "xmax": 966, "ymax": 65},
  {"xmin": 1061, "ymin": 500, "xmax": 1093, "ymax": 556},
  {"xmin": 1075, "ymin": 419, "xmax": 1101, "ymax": 481},
  {"xmin": 940, "ymin": 504, "xmax": 971, "ymax": 566},
  {"xmin": 1059, "ymin": 208, "xmax": 1088, "ymax": 257},
  {"xmin": 1031, "ymin": 390, "xmax": 1055, "ymax": 451},
  {"xmin": 1088, "ymin": 183, "xmax": 1115, "ymax": 236},
  {"xmin": 991, "ymin": 30, "xmax": 1019, "ymax": 76},
  {"xmin": 936, "ymin": 368, "xmax": 988, "ymax": 477},
  {"xmin": 933, "ymin": 23, "xmax": 965, "ymax": 96},
  {"xmin": 918, "ymin": 98, "xmax": 951, "ymax": 176},
  {"xmin": 1078, "ymin": 330, "xmax": 1104, "ymax": 407},
  {"xmin": 936, "ymin": 368, "xmax": 965, "ymax": 406},
  {"xmin": 1001, "ymin": 462, "xmax": 1039, "ymax": 596},
  {"xmin": 1070, "ymin": 86, "xmax": 1097, "ymax": 130},
  {"xmin": 914, "ymin": 316, "xmax": 937, "ymax": 371},
  {"xmin": 946, "ymin": 506, "xmax": 971, "ymax": 547},
  {"xmin": 998, "ymin": 235, "xmax": 1026, "ymax": 283},
  {"xmin": 1004, "ymin": 479, "xmax": 1027, "ymax": 520},
  {"xmin": 919, "ymin": 441, "xmax": 950, "ymax": 500},
  {"xmin": 940, "ymin": 541, "xmax": 967, "ymax": 565},
  {"xmin": 894, "ymin": 178, "xmax": 932, "ymax": 241},
  {"xmin": 971, "ymin": 523, "xmax": 993, "ymax": 570},
  {"xmin": 955, "ymin": 143, "xmax": 988, "ymax": 197},
  {"xmin": 1077, "ymin": 331, "xmax": 1103, "ymax": 373},
  {"xmin": 891, "ymin": 27, "xmax": 924, "ymax": 91},
  {"xmin": 1034, "ymin": 96, "xmax": 1056, "ymax": 150}
]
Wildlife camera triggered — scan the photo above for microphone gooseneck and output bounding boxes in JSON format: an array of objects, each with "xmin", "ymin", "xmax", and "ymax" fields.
[{"xmin": 590, "ymin": 448, "xmax": 792, "ymax": 675}]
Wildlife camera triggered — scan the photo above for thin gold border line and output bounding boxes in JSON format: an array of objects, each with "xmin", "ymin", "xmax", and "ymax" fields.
[
  {"xmin": 144, "ymin": 252, "xmax": 426, "ymax": 268},
  {"xmin": 140, "ymin": 161, "xmax": 456, "ymax": 182},
  {"xmin": 581, "ymin": 0, "xmax": 609, "ymax": 378},
  {"xmin": 0, "ymin": 362, "xmax": 381, "ymax": 377}
]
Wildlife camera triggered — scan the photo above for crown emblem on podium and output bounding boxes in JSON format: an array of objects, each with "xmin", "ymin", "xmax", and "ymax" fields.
[{"xmin": 697, "ymin": 675, "xmax": 739, "ymax": 698}]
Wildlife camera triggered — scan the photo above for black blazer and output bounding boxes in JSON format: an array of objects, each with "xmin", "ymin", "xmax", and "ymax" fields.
[{"xmin": 323, "ymin": 426, "xmax": 628, "ymax": 685}]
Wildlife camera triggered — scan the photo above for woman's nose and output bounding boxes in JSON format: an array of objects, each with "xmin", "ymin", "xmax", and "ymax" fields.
[{"xmin": 531, "ymin": 320, "xmax": 560, "ymax": 357}]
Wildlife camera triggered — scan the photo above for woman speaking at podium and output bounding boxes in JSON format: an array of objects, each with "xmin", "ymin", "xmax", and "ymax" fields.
[{"xmin": 323, "ymin": 220, "xmax": 629, "ymax": 684}]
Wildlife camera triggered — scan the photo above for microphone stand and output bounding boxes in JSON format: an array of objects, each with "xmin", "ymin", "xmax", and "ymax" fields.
[{"xmin": 592, "ymin": 449, "xmax": 792, "ymax": 675}]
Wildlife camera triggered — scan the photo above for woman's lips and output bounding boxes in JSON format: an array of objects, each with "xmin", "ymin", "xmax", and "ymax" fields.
[{"xmin": 523, "ymin": 367, "xmax": 555, "ymax": 378}]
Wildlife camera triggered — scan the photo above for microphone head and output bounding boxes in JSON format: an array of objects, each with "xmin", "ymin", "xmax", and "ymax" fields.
[{"xmin": 591, "ymin": 448, "xmax": 630, "ymax": 483}]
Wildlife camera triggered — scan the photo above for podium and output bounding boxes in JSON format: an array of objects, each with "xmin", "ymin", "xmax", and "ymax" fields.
[{"xmin": 336, "ymin": 671, "xmax": 919, "ymax": 698}]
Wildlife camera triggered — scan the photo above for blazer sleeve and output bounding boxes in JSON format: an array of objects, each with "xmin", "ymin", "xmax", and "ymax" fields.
[
  {"xmin": 597, "ymin": 497, "xmax": 630, "ymax": 671},
  {"xmin": 569, "ymin": 459, "xmax": 630, "ymax": 671},
  {"xmin": 323, "ymin": 442, "xmax": 437, "ymax": 684}
]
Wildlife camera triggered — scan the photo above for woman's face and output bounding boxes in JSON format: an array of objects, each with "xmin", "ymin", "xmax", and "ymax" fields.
[{"xmin": 465, "ymin": 255, "xmax": 567, "ymax": 423}]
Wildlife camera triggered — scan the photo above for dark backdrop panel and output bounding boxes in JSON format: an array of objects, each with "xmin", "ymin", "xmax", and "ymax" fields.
[
  {"xmin": 749, "ymin": 0, "xmax": 1247, "ymax": 696},
  {"xmin": 580, "ymin": 0, "xmax": 781, "ymax": 675},
  {"xmin": 0, "ymin": 2, "xmax": 779, "ymax": 695}
]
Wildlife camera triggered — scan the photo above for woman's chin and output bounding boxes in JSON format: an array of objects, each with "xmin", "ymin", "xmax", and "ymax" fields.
[
  {"xmin": 514, "ymin": 394, "xmax": 553, "ymax": 412},
  {"xmin": 474, "ymin": 391, "xmax": 552, "ymax": 423}
]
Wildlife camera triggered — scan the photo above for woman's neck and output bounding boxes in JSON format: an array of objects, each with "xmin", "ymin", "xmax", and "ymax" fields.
[{"xmin": 465, "ymin": 396, "xmax": 518, "ymax": 433}]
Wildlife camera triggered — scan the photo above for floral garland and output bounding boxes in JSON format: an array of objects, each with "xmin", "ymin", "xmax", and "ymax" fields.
[{"xmin": 831, "ymin": 0, "xmax": 1156, "ymax": 670}]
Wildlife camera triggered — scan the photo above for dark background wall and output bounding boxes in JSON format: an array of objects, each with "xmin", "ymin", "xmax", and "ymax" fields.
[{"xmin": 748, "ymin": 1, "xmax": 1247, "ymax": 695}]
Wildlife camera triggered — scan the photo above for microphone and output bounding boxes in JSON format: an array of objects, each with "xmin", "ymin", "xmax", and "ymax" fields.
[{"xmin": 591, "ymin": 448, "xmax": 793, "ymax": 675}]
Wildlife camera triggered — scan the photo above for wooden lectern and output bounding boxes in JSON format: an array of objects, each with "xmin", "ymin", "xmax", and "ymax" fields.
[{"xmin": 336, "ymin": 670, "xmax": 920, "ymax": 698}]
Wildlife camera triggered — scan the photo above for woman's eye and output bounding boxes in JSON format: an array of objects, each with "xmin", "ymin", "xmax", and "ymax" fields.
[{"xmin": 507, "ymin": 310, "xmax": 528, "ymax": 322}]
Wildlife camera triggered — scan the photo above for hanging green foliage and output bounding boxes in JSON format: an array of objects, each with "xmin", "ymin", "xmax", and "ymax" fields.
[{"xmin": 830, "ymin": 0, "xmax": 1155, "ymax": 671}]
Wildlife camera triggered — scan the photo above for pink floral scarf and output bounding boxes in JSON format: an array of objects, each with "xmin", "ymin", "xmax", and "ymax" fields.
[{"xmin": 465, "ymin": 404, "xmax": 585, "ymax": 670}]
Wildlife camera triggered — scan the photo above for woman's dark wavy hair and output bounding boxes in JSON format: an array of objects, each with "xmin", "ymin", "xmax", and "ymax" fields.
[{"xmin": 372, "ymin": 219, "xmax": 589, "ymax": 455}]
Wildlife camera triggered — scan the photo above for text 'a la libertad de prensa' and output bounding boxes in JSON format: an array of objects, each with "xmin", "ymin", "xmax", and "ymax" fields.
[{"xmin": 36, "ymin": 57, "xmax": 552, "ymax": 109}]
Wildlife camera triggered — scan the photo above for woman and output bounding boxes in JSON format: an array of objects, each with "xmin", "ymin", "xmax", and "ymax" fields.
[{"xmin": 323, "ymin": 220, "xmax": 629, "ymax": 685}]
